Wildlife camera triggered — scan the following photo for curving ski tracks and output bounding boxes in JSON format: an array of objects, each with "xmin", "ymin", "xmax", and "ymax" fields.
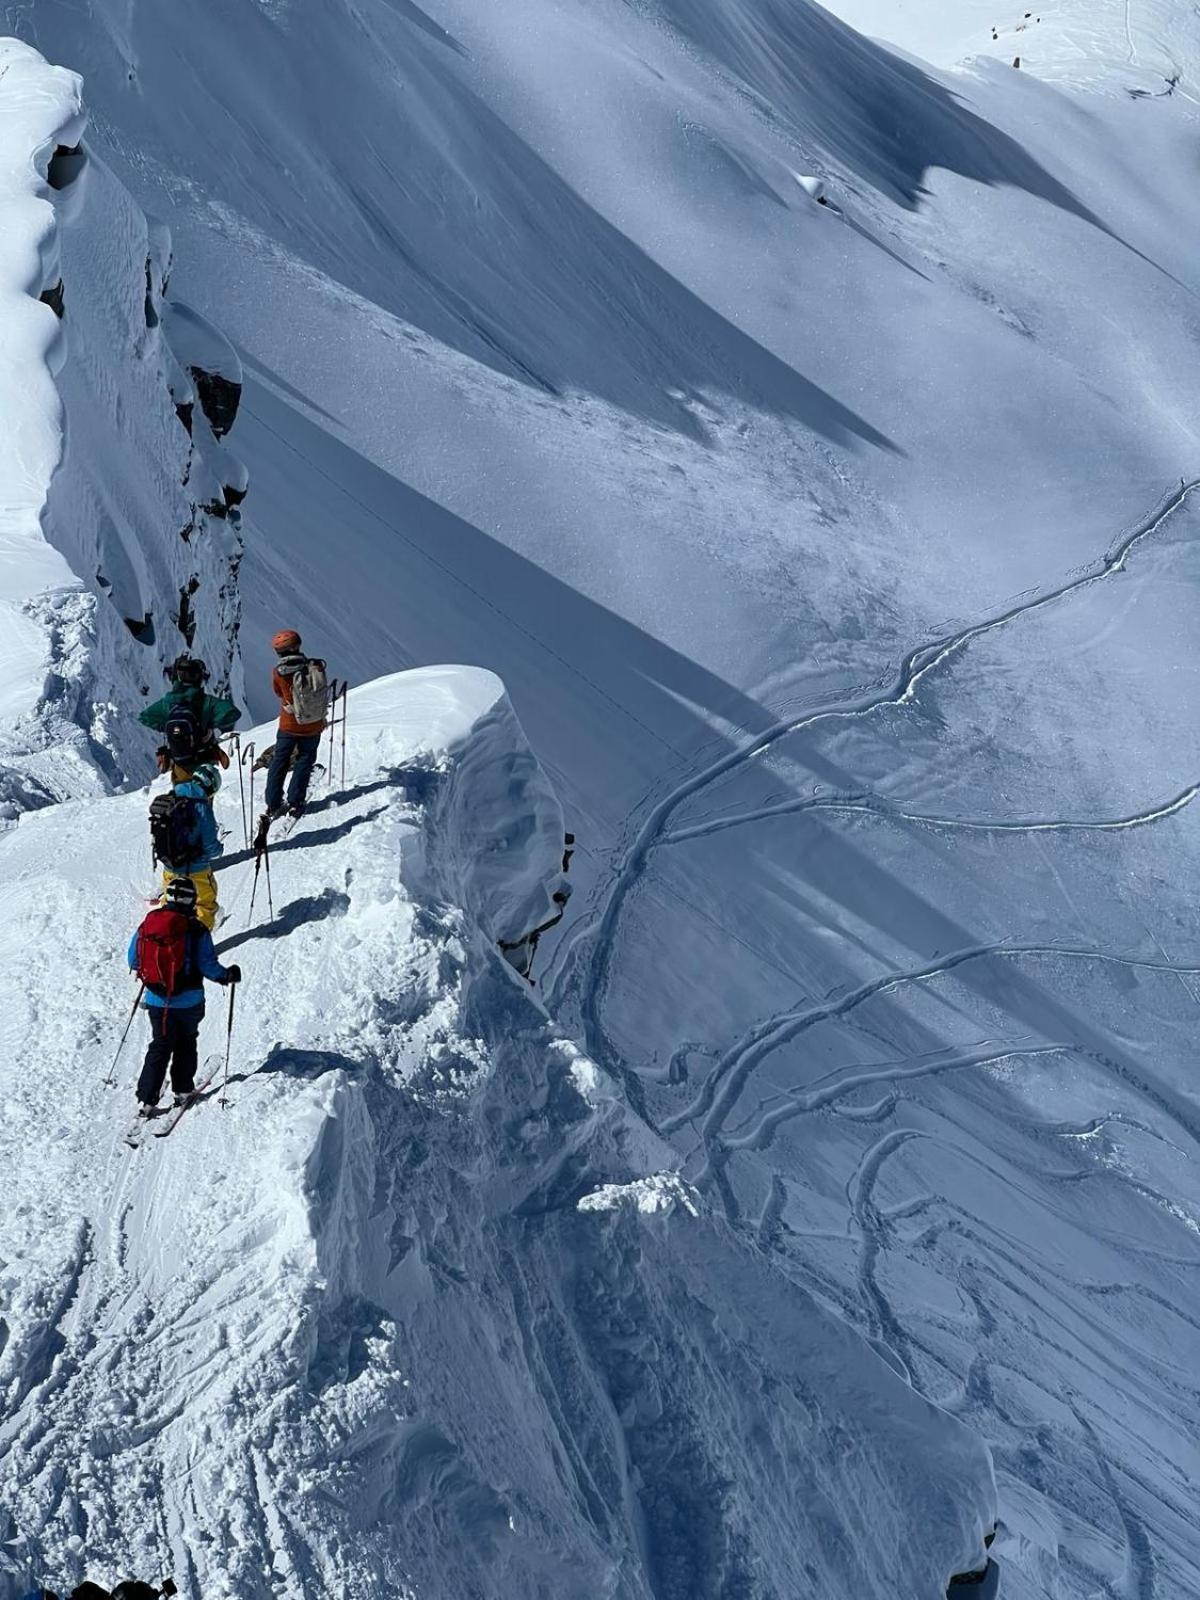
[{"xmin": 560, "ymin": 477, "xmax": 1200, "ymax": 1101}]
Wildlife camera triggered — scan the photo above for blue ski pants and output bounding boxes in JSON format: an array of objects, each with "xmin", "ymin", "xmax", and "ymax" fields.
[{"xmin": 264, "ymin": 730, "xmax": 322, "ymax": 812}]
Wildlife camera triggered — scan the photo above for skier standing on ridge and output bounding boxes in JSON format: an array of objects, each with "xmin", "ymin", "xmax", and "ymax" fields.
[
  {"xmin": 259, "ymin": 629, "xmax": 329, "ymax": 832},
  {"xmin": 141, "ymin": 659, "xmax": 232, "ymax": 930},
  {"xmin": 128, "ymin": 875, "xmax": 240, "ymax": 1117},
  {"xmin": 149, "ymin": 746, "xmax": 226, "ymax": 930},
  {"xmin": 138, "ymin": 653, "xmax": 241, "ymax": 772}
]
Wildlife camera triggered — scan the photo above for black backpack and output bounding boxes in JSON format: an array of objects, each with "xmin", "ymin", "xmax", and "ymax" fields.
[
  {"xmin": 149, "ymin": 792, "xmax": 203, "ymax": 870},
  {"xmin": 164, "ymin": 703, "xmax": 203, "ymax": 763}
]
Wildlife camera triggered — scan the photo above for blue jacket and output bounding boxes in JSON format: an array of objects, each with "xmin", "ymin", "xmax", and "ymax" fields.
[
  {"xmin": 174, "ymin": 764, "xmax": 223, "ymax": 869},
  {"xmin": 128, "ymin": 920, "xmax": 229, "ymax": 1008}
]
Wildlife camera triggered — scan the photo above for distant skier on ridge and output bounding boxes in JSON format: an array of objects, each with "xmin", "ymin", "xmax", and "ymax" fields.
[
  {"xmin": 128, "ymin": 875, "xmax": 240, "ymax": 1117},
  {"xmin": 258, "ymin": 629, "xmax": 330, "ymax": 834}
]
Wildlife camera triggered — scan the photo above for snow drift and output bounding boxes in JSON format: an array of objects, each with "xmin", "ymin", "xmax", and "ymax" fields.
[{"xmin": 0, "ymin": 669, "xmax": 995, "ymax": 1599}]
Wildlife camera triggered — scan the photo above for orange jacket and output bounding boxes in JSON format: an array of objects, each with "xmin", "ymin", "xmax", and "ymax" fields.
[{"xmin": 272, "ymin": 665, "xmax": 327, "ymax": 737}]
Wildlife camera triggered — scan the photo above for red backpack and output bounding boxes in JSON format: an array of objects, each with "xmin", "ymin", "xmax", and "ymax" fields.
[{"xmin": 134, "ymin": 908, "xmax": 193, "ymax": 996}]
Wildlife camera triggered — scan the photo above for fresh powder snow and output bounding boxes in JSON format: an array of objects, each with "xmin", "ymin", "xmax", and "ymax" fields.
[{"xmin": 1, "ymin": 2, "xmax": 1199, "ymax": 1597}]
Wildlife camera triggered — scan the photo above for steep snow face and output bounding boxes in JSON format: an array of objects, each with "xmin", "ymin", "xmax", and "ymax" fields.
[
  {"xmin": 8, "ymin": 3, "xmax": 1200, "ymax": 1596},
  {"xmin": 0, "ymin": 668, "xmax": 994, "ymax": 1600},
  {"xmin": 0, "ymin": 39, "xmax": 247, "ymax": 811}
]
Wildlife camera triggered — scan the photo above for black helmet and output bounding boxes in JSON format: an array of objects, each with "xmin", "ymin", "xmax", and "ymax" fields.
[
  {"xmin": 166, "ymin": 654, "xmax": 208, "ymax": 686},
  {"xmin": 163, "ymin": 877, "xmax": 198, "ymax": 912}
]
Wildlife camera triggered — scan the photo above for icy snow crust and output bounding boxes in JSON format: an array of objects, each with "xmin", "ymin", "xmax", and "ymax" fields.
[{"xmin": 0, "ymin": 668, "xmax": 993, "ymax": 1599}]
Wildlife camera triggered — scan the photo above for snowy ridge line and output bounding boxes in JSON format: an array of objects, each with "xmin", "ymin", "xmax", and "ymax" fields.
[
  {"xmin": 660, "ymin": 779, "xmax": 1200, "ymax": 844},
  {"xmin": 564, "ymin": 477, "xmax": 1200, "ymax": 1080},
  {"xmin": 660, "ymin": 940, "xmax": 1200, "ymax": 1173}
]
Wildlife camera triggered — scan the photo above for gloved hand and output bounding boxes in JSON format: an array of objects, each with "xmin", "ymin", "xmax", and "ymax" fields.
[
  {"xmin": 155, "ymin": 746, "xmax": 171, "ymax": 773},
  {"xmin": 222, "ymin": 964, "xmax": 242, "ymax": 985}
]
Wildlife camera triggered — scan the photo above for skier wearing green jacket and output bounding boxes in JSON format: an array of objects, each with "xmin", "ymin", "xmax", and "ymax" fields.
[{"xmin": 138, "ymin": 655, "xmax": 241, "ymax": 770}]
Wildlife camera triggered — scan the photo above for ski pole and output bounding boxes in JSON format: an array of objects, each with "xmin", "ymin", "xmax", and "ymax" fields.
[
  {"xmin": 247, "ymin": 850, "xmax": 262, "ymax": 926},
  {"xmin": 340, "ymin": 681, "xmax": 348, "ymax": 789},
  {"xmin": 106, "ymin": 982, "xmax": 145, "ymax": 1087},
  {"xmin": 219, "ymin": 981, "xmax": 236, "ymax": 1108},
  {"xmin": 234, "ymin": 734, "xmax": 248, "ymax": 848},
  {"xmin": 326, "ymin": 678, "xmax": 339, "ymax": 790},
  {"xmin": 263, "ymin": 835, "xmax": 274, "ymax": 919}
]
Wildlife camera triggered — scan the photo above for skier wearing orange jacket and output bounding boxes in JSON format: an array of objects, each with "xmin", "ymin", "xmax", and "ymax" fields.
[{"xmin": 261, "ymin": 629, "xmax": 330, "ymax": 826}]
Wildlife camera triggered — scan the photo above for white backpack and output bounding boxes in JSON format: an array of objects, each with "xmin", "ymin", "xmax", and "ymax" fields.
[{"xmin": 288, "ymin": 658, "xmax": 330, "ymax": 724}]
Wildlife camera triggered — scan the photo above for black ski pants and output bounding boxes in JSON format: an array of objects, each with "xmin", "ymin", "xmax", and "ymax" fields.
[
  {"xmin": 265, "ymin": 730, "xmax": 322, "ymax": 812},
  {"xmin": 137, "ymin": 1003, "xmax": 204, "ymax": 1104}
]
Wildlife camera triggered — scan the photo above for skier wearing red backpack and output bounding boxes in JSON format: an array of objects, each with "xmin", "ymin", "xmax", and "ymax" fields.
[{"xmin": 128, "ymin": 876, "xmax": 241, "ymax": 1115}]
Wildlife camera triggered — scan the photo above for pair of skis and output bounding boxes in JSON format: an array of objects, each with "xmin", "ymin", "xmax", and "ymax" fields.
[
  {"xmin": 124, "ymin": 1059, "xmax": 218, "ymax": 1148},
  {"xmin": 120, "ymin": 985, "xmax": 237, "ymax": 1149}
]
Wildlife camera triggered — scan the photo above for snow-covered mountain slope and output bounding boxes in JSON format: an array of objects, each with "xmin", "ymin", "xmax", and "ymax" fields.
[
  {"xmin": 0, "ymin": 669, "xmax": 995, "ymax": 1600},
  {"xmin": 823, "ymin": 0, "xmax": 1197, "ymax": 91},
  {"xmin": 0, "ymin": 38, "xmax": 246, "ymax": 813},
  {"xmin": 5, "ymin": 3, "xmax": 1200, "ymax": 1596}
]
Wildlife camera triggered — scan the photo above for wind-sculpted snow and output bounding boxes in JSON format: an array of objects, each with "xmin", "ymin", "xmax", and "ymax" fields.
[
  {"xmin": 0, "ymin": 669, "xmax": 995, "ymax": 1599},
  {"xmin": 9, "ymin": 1, "xmax": 1200, "ymax": 1595},
  {"xmin": 0, "ymin": 40, "xmax": 247, "ymax": 810}
]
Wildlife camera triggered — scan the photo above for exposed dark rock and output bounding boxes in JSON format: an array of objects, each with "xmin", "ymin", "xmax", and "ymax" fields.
[
  {"xmin": 124, "ymin": 613, "xmax": 155, "ymax": 644},
  {"xmin": 39, "ymin": 280, "xmax": 65, "ymax": 318},
  {"xmin": 47, "ymin": 142, "xmax": 87, "ymax": 191},
  {"xmin": 190, "ymin": 366, "xmax": 241, "ymax": 438},
  {"xmin": 175, "ymin": 401, "xmax": 194, "ymax": 435},
  {"xmin": 144, "ymin": 258, "xmax": 159, "ymax": 329},
  {"xmin": 176, "ymin": 579, "xmax": 199, "ymax": 646}
]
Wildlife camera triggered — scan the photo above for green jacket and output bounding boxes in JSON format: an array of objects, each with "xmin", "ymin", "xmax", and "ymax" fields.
[{"xmin": 138, "ymin": 684, "xmax": 241, "ymax": 735}]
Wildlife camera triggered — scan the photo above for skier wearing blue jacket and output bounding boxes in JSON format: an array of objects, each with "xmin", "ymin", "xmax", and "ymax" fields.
[
  {"xmin": 128, "ymin": 876, "xmax": 240, "ymax": 1115},
  {"xmin": 154, "ymin": 755, "xmax": 224, "ymax": 930}
]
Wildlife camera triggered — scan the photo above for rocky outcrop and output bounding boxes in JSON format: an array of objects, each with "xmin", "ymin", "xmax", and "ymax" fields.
[{"xmin": 0, "ymin": 41, "xmax": 250, "ymax": 802}]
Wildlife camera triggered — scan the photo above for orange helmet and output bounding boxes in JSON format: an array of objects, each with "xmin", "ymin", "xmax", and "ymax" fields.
[{"xmin": 272, "ymin": 629, "xmax": 302, "ymax": 653}]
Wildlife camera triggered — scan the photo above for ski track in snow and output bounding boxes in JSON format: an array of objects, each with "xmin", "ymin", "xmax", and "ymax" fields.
[
  {"xmin": 668, "ymin": 943, "xmax": 1200, "ymax": 1190},
  {"xmin": 563, "ymin": 476, "xmax": 1199, "ymax": 1095},
  {"xmin": 660, "ymin": 779, "xmax": 1200, "ymax": 846}
]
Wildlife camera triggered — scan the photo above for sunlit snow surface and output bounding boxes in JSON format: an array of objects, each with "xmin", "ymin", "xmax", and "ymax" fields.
[
  {"xmin": 4, "ymin": 0, "xmax": 1200, "ymax": 1594},
  {"xmin": 0, "ymin": 672, "xmax": 994, "ymax": 1599}
]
